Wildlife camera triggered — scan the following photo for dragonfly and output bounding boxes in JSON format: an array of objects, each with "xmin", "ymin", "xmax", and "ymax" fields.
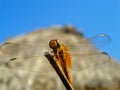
[
  {"xmin": 0, "ymin": 32, "xmax": 111, "ymax": 84},
  {"xmin": 49, "ymin": 39, "xmax": 73, "ymax": 84}
]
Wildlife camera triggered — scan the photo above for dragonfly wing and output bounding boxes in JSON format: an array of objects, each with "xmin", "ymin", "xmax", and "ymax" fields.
[
  {"xmin": 70, "ymin": 51, "xmax": 110, "ymax": 71},
  {"xmin": 88, "ymin": 33, "xmax": 111, "ymax": 50},
  {"xmin": 5, "ymin": 55, "xmax": 55, "ymax": 74},
  {"xmin": 68, "ymin": 33, "xmax": 111, "ymax": 52},
  {"xmin": 0, "ymin": 42, "xmax": 31, "ymax": 55},
  {"xmin": 0, "ymin": 42, "xmax": 55, "ymax": 74},
  {"xmin": 64, "ymin": 33, "xmax": 111, "ymax": 71},
  {"xmin": 0, "ymin": 42, "xmax": 50, "ymax": 58}
]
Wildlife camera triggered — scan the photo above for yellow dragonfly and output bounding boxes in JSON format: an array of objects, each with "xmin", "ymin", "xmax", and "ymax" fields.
[{"xmin": 0, "ymin": 32, "xmax": 111, "ymax": 80}]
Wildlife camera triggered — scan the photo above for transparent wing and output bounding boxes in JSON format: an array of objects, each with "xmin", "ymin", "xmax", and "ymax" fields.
[
  {"xmin": 5, "ymin": 56, "xmax": 55, "ymax": 74},
  {"xmin": 0, "ymin": 42, "xmax": 55, "ymax": 74},
  {"xmin": 67, "ymin": 33, "xmax": 111, "ymax": 71},
  {"xmin": 0, "ymin": 33, "xmax": 111, "ymax": 73},
  {"xmin": 69, "ymin": 51, "xmax": 110, "ymax": 71},
  {"xmin": 68, "ymin": 33, "xmax": 111, "ymax": 52},
  {"xmin": 88, "ymin": 33, "xmax": 111, "ymax": 50}
]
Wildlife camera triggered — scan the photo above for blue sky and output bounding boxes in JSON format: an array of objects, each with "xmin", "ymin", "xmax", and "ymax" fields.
[{"xmin": 0, "ymin": 0, "xmax": 120, "ymax": 61}]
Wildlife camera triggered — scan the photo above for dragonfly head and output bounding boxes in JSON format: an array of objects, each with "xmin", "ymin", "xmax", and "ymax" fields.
[{"xmin": 49, "ymin": 39, "xmax": 61, "ymax": 49}]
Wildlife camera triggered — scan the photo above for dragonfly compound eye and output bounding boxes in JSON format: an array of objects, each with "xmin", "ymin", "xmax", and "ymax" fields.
[{"xmin": 49, "ymin": 40, "xmax": 57, "ymax": 48}]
